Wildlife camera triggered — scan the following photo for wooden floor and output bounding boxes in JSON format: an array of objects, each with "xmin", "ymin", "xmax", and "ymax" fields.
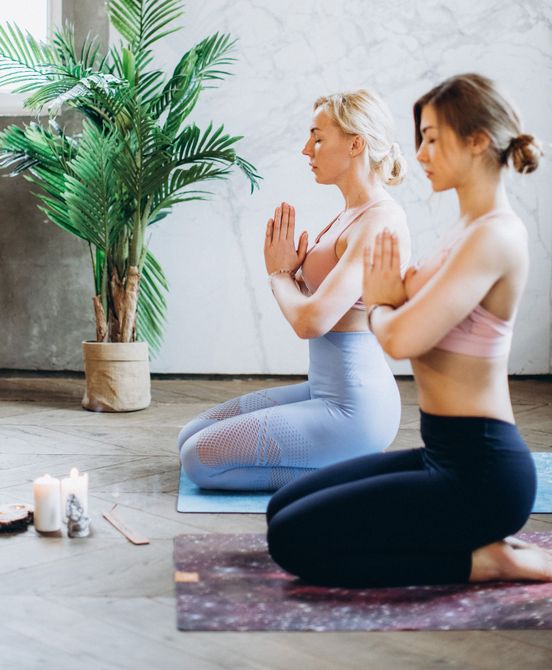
[{"xmin": 0, "ymin": 375, "xmax": 551, "ymax": 670}]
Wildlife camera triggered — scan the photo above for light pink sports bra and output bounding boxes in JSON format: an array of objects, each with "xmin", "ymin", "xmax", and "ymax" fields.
[
  {"xmin": 407, "ymin": 210, "xmax": 516, "ymax": 358},
  {"xmin": 301, "ymin": 199, "xmax": 391, "ymax": 311}
]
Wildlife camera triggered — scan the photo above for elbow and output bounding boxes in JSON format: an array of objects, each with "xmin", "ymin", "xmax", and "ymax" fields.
[
  {"xmin": 379, "ymin": 334, "xmax": 404, "ymax": 359},
  {"xmin": 379, "ymin": 332, "xmax": 428, "ymax": 360},
  {"xmin": 377, "ymin": 322, "xmax": 411, "ymax": 360},
  {"xmin": 292, "ymin": 304, "xmax": 327, "ymax": 340},
  {"xmin": 294, "ymin": 321, "xmax": 325, "ymax": 340},
  {"xmin": 382, "ymin": 340, "xmax": 409, "ymax": 360}
]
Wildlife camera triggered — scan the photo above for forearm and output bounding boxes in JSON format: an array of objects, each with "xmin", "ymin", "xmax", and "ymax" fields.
[
  {"xmin": 270, "ymin": 274, "xmax": 316, "ymax": 339},
  {"xmin": 368, "ymin": 304, "xmax": 403, "ymax": 358}
]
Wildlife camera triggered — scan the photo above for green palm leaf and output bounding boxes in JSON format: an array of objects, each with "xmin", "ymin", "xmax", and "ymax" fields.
[
  {"xmin": 108, "ymin": 0, "xmax": 183, "ymax": 70},
  {"xmin": 63, "ymin": 121, "xmax": 125, "ymax": 250},
  {"xmin": 24, "ymin": 72, "xmax": 128, "ymax": 114},
  {"xmin": 136, "ymin": 249, "xmax": 169, "ymax": 356},
  {"xmin": 173, "ymin": 122, "xmax": 261, "ymax": 192},
  {"xmin": 149, "ymin": 33, "xmax": 236, "ymax": 138},
  {"xmin": 0, "ymin": 23, "xmax": 60, "ymax": 92}
]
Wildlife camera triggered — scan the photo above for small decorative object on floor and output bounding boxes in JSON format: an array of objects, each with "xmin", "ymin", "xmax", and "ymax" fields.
[
  {"xmin": 66, "ymin": 494, "xmax": 91, "ymax": 538},
  {"xmin": 103, "ymin": 505, "xmax": 149, "ymax": 545},
  {"xmin": 0, "ymin": 503, "xmax": 33, "ymax": 533},
  {"xmin": 61, "ymin": 468, "xmax": 89, "ymax": 521},
  {"xmin": 33, "ymin": 474, "xmax": 61, "ymax": 532}
]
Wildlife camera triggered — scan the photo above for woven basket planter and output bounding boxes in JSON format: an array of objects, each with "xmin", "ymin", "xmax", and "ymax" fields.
[{"xmin": 82, "ymin": 341, "xmax": 151, "ymax": 412}]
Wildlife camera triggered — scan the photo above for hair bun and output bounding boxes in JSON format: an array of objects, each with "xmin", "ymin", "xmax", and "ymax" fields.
[
  {"xmin": 506, "ymin": 133, "xmax": 543, "ymax": 174},
  {"xmin": 380, "ymin": 142, "xmax": 407, "ymax": 185}
]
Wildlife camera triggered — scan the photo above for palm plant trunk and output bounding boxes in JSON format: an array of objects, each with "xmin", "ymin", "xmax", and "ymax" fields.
[
  {"xmin": 108, "ymin": 266, "xmax": 140, "ymax": 343},
  {"xmin": 93, "ymin": 295, "xmax": 108, "ymax": 341}
]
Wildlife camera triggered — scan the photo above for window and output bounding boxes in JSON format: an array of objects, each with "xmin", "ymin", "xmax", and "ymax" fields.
[{"xmin": 0, "ymin": 0, "xmax": 62, "ymax": 115}]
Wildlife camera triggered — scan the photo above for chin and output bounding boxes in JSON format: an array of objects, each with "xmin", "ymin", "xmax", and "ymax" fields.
[{"xmin": 430, "ymin": 180, "xmax": 452, "ymax": 193}]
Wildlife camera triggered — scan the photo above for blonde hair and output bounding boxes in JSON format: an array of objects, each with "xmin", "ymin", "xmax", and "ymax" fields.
[
  {"xmin": 414, "ymin": 73, "xmax": 542, "ymax": 174},
  {"xmin": 313, "ymin": 89, "xmax": 407, "ymax": 185}
]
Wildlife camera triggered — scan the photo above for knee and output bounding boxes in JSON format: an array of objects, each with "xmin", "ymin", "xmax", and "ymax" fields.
[
  {"xmin": 177, "ymin": 418, "xmax": 209, "ymax": 451},
  {"xmin": 266, "ymin": 489, "xmax": 287, "ymax": 523},
  {"xmin": 266, "ymin": 511, "xmax": 304, "ymax": 577},
  {"xmin": 266, "ymin": 515, "xmax": 287, "ymax": 568},
  {"xmin": 177, "ymin": 423, "xmax": 195, "ymax": 451},
  {"xmin": 180, "ymin": 434, "xmax": 213, "ymax": 489}
]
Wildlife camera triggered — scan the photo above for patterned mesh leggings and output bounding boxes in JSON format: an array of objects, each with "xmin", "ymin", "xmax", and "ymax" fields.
[{"xmin": 177, "ymin": 332, "xmax": 401, "ymax": 491}]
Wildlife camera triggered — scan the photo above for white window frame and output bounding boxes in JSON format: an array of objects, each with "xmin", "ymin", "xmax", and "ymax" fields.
[{"xmin": 0, "ymin": 0, "xmax": 63, "ymax": 116}]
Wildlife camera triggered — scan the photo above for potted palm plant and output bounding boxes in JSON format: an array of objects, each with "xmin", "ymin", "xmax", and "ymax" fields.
[{"xmin": 0, "ymin": 0, "xmax": 259, "ymax": 411}]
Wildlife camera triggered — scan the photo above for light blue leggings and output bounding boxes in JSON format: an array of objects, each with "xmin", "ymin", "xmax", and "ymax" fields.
[{"xmin": 177, "ymin": 331, "xmax": 401, "ymax": 491}]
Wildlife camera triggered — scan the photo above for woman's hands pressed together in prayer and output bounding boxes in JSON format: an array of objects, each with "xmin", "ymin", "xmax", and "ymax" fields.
[
  {"xmin": 264, "ymin": 202, "xmax": 309, "ymax": 276},
  {"xmin": 363, "ymin": 229, "xmax": 407, "ymax": 309}
]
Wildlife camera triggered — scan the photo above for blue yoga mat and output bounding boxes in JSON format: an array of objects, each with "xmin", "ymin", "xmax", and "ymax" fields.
[
  {"xmin": 177, "ymin": 469, "xmax": 270, "ymax": 513},
  {"xmin": 177, "ymin": 452, "xmax": 552, "ymax": 514},
  {"xmin": 532, "ymin": 452, "xmax": 552, "ymax": 513}
]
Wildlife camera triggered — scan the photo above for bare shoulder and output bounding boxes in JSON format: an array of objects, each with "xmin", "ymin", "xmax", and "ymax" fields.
[
  {"xmin": 465, "ymin": 211, "xmax": 527, "ymax": 256},
  {"xmin": 350, "ymin": 199, "xmax": 406, "ymax": 238},
  {"xmin": 454, "ymin": 211, "xmax": 528, "ymax": 274}
]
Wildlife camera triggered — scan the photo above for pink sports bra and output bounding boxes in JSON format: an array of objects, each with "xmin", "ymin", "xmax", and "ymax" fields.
[
  {"xmin": 301, "ymin": 199, "xmax": 392, "ymax": 311},
  {"xmin": 407, "ymin": 210, "xmax": 516, "ymax": 358}
]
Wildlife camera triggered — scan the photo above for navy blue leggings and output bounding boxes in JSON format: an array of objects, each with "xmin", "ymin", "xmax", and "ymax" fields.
[{"xmin": 267, "ymin": 411, "xmax": 537, "ymax": 587}]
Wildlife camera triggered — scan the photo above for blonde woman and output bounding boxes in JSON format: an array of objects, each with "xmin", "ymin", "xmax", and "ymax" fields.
[
  {"xmin": 178, "ymin": 90, "xmax": 410, "ymax": 491},
  {"xmin": 267, "ymin": 74, "xmax": 552, "ymax": 586}
]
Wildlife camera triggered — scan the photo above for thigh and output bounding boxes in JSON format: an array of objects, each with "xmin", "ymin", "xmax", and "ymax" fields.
[
  {"xmin": 267, "ymin": 449, "xmax": 425, "ymax": 521},
  {"xmin": 178, "ymin": 381, "xmax": 311, "ymax": 450},
  {"xmin": 268, "ymin": 463, "xmax": 474, "ymax": 569}
]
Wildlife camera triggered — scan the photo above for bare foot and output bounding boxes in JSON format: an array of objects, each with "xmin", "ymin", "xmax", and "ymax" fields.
[
  {"xmin": 470, "ymin": 539, "xmax": 552, "ymax": 582},
  {"xmin": 503, "ymin": 535, "xmax": 552, "ymax": 555}
]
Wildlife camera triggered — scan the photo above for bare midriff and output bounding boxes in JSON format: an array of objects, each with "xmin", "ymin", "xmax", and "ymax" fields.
[
  {"xmin": 330, "ymin": 308, "xmax": 369, "ymax": 333},
  {"xmin": 412, "ymin": 348, "xmax": 515, "ymax": 423}
]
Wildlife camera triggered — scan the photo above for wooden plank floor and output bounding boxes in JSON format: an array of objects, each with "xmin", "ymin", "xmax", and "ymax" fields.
[{"xmin": 0, "ymin": 375, "xmax": 551, "ymax": 670}]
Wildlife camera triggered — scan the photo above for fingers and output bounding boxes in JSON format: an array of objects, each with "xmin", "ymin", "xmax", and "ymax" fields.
[
  {"xmin": 403, "ymin": 265, "xmax": 417, "ymax": 282},
  {"xmin": 371, "ymin": 229, "xmax": 399, "ymax": 271},
  {"xmin": 273, "ymin": 205, "xmax": 281, "ymax": 241},
  {"xmin": 381, "ymin": 230, "xmax": 393, "ymax": 268},
  {"xmin": 363, "ymin": 243, "xmax": 373, "ymax": 272},
  {"xmin": 297, "ymin": 230, "xmax": 309, "ymax": 262},
  {"xmin": 272, "ymin": 201, "xmax": 297, "ymax": 242},
  {"xmin": 280, "ymin": 202, "xmax": 289, "ymax": 240},
  {"xmin": 266, "ymin": 217, "xmax": 274, "ymax": 242},
  {"xmin": 390, "ymin": 232, "xmax": 400, "ymax": 272},
  {"xmin": 279, "ymin": 202, "xmax": 295, "ymax": 240},
  {"xmin": 288, "ymin": 203, "xmax": 295, "ymax": 240},
  {"xmin": 372, "ymin": 231, "xmax": 383, "ymax": 269}
]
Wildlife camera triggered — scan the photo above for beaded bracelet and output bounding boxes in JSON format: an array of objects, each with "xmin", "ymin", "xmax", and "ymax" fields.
[{"xmin": 268, "ymin": 268, "xmax": 296, "ymax": 281}]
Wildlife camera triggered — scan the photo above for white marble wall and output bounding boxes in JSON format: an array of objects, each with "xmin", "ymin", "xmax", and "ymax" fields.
[{"xmin": 139, "ymin": 0, "xmax": 552, "ymax": 374}]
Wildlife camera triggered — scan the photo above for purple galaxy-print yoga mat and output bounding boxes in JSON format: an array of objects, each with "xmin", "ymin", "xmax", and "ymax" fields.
[{"xmin": 174, "ymin": 532, "xmax": 552, "ymax": 631}]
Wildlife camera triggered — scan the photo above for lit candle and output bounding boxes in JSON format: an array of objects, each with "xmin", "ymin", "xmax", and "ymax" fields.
[
  {"xmin": 61, "ymin": 468, "xmax": 89, "ymax": 520},
  {"xmin": 33, "ymin": 474, "xmax": 61, "ymax": 532}
]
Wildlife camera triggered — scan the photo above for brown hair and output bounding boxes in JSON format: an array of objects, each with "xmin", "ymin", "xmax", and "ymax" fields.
[{"xmin": 413, "ymin": 73, "xmax": 542, "ymax": 174}]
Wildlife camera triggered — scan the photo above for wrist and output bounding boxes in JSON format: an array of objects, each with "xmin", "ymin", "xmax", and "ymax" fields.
[
  {"xmin": 366, "ymin": 303, "xmax": 395, "ymax": 333},
  {"xmin": 268, "ymin": 268, "xmax": 296, "ymax": 280}
]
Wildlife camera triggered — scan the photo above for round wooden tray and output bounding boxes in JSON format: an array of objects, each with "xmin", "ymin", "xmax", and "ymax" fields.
[{"xmin": 0, "ymin": 503, "xmax": 34, "ymax": 532}]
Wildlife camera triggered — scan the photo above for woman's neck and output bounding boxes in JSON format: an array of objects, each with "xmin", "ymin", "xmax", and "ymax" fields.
[
  {"xmin": 338, "ymin": 171, "xmax": 388, "ymax": 210},
  {"xmin": 456, "ymin": 168, "xmax": 510, "ymax": 225}
]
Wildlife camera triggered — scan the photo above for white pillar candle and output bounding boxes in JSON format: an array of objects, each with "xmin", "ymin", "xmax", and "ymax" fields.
[
  {"xmin": 33, "ymin": 474, "xmax": 61, "ymax": 532},
  {"xmin": 61, "ymin": 468, "xmax": 89, "ymax": 519}
]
